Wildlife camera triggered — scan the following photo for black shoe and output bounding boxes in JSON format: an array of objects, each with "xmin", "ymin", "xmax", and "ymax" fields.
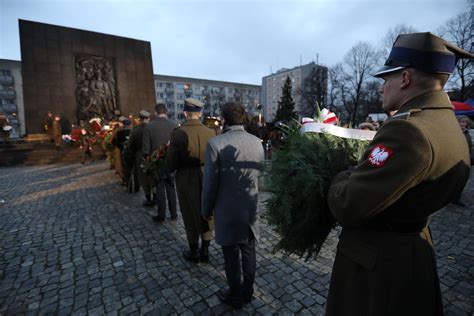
[
  {"xmin": 452, "ymin": 200, "xmax": 466, "ymax": 207},
  {"xmin": 200, "ymin": 254, "xmax": 209, "ymax": 264},
  {"xmin": 217, "ymin": 289, "xmax": 243, "ymax": 309},
  {"xmin": 152, "ymin": 216, "xmax": 165, "ymax": 223},
  {"xmin": 242, "ymin": 291, "xmax": 254, "ymax": 304},
  {"xmin": 200, "ymin": 240, "xmax": 210, "ymax": 264},
  {"xmin": 183, "ymin": 249, "xmax": 199, "ymax": 263}
]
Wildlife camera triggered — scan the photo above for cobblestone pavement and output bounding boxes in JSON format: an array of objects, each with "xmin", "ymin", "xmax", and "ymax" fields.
[{"xmin": 0, "ymin": 162, "xmax": 473, "ymax": 315}]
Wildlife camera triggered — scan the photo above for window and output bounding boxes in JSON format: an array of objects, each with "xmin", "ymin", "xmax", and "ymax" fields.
[
  {"xmin": 175, "ymin": 83, "xmax": 184, "ymax": 90},
  {"xmin": 0, "ymin": 70, "xmax": 11, "ymax": 76}
]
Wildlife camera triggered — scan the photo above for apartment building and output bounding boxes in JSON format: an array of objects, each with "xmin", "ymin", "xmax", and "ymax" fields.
[
  {"xmin": 154, "ymin": 75, "xmax": 261, "ymax": 123},
  {"xmin": 262, "ymin": 62, "xmax": 328, "ymax": 122},
  {"xmin": 0, "ymin": 59, "xmax": 24, "ymax": 138}
]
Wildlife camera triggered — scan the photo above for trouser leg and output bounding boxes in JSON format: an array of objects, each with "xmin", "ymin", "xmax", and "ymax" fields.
[
  {"xmin": 165, "ymin": 177, "xmax": 177, "ymax": 219},
  {"xmin": 156, "ymin": 179, "xmax": 166, "ymax": 219},
  {"xmin": 222, "ymin": 244, "xmax": 241, "ymax": 297},
  {"xmin": 241, "ymin": 238, "xmax": 256, "ymax": 299}
]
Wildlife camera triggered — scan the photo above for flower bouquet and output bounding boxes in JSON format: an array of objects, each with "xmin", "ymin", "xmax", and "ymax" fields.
[
  {"xmin": 265, "ymin": 109, "xmax": 371, "ymax": 260},
  {"xmin": 62, "ymin": 134, "xmax": 75, "ymax": 144},
  {"xmin": 141, "ymin": 143, "xmax": 170, "ymax": 181}
]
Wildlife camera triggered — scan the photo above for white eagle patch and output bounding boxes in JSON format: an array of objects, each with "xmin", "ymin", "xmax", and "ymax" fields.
[{"xmin": 368, "ymin": 145, "xmax": 393, "ymax": 167}]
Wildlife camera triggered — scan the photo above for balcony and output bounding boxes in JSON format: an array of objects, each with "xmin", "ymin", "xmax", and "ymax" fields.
[
  {"xmin": 0, "ymin": 90, "xmax": 15, "ymax": 98},
  {"xmin": 0, "ymin": 75, "xmax": 14, "ymax": 84},
  {"xmin": 165, "ymin": 87, "xmax": 174, "ymax": 93},
  {"xmin": 0, "ymin": 103, "xmax": 17, "ymax": 112}
]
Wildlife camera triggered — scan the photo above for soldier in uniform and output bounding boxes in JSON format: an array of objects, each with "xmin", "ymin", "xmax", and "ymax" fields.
[
  {"xmin": 326, "ymin": 32, "xmax": 472, "ymax": 316},
  {"xmin": 167, "ymin": 98, "xmax": 216, "ymax": 263},
  {"xmin": 129, "ymin": 110, "xmax": 153, "ymax": 205}
]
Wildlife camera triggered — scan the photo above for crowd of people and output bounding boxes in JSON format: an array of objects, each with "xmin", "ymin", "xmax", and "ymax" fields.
[{"xmin": 101, "ymin": 98, "xmax": 263, "ymax": 309}]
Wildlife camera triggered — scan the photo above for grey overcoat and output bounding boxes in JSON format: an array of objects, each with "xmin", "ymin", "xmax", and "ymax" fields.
[{"xmin": 201, "ymin": 125, "xmax": 264, "ymax": 246}]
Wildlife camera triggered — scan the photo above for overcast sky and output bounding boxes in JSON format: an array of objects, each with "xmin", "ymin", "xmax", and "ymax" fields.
[{"xmin": 0, "ymin": 0, "xmax": 469, "ymax": 85}]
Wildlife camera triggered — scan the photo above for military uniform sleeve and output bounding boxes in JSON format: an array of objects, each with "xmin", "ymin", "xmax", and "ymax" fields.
[
  {"xmin": 201, "ymin": 141, "xmax": 219, "ymax": 218},
  {"xmin": 328, "ymin": 119, "xmax": 432, "ymax": 227}
]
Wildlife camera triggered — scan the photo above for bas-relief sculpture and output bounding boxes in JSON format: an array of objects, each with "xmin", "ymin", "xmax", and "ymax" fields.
[{"xmin": 75, "ymin": 55, "xmax": 118, "ymax": 120}]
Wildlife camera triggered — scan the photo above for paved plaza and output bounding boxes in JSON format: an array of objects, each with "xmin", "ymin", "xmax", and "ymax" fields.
[{"xmin": 0, "ymin": 161, "xmax": 473, "ymax": 315}]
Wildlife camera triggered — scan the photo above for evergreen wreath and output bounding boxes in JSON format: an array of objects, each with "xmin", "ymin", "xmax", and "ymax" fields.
[{"xmin": 265, "ymin": 123, "xmax": 368, "ymax": 260}]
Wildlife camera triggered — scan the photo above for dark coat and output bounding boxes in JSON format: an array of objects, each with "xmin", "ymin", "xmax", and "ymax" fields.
[
  {"xmin": 201, "ymin": 125, "xmax": 264, "ymax": 246},
  {"xmin": 142, "ymin": 117, "xmax": 177, "ymax": 156},
  {"xmin": 129, "ymin": 123, "xmax": 152, "ymax": 187},
  {"xmin": 326, "ymin": 91, "xmax": 470, "ymax": 316},
  {"xmin": 129, "ymin": 123, "xmax": 146, "ymax": 160},
  {"xmin": 113, "ymin": 128, "xmax": 131, "ymax": 151}
]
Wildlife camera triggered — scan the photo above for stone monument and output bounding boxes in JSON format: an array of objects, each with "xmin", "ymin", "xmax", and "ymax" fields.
[{"xmin": 19, "ymin": 20, "xmax": 155, "ymax": 134}]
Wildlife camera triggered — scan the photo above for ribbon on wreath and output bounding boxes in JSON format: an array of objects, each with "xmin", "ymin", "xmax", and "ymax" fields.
[{"xmin": 301, "ymin": 109, "xmax": 376, "ymax": 141}]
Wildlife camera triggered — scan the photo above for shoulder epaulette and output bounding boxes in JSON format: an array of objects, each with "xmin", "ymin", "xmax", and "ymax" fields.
[{"xmin": 391, "ymin": 109, "xmax": 422, "ymax": 120}]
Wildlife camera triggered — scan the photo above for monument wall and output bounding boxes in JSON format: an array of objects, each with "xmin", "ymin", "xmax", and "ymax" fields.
[{"xmin": 19, "ymin": 19, "xmax": 155, "ymax": 134}]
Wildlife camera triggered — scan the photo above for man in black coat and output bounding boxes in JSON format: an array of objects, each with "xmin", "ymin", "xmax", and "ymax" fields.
[
  {"xmin": 143, "ymin": 104, "xmax": 178, "ymax": 222},
  {"xmin": 129, "ymin": 110, "xmax": 153, "ymax": 205}
]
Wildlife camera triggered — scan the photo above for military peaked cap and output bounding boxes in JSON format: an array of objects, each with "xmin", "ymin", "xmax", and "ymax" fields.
[
  {"xmin": 374, "ymin": 32, "xmax": 474, "ymax": 77},
  {"xmin": 139, "ymin": 110, "xmax": 151, "ymax": 118},
  {"xmin": 184, "ymin": 98, "xmax": 204, "ymax": 112}
]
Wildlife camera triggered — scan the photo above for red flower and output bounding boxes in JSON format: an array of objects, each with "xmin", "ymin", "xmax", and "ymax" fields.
[
  {"xmin": 90, "ymin": 121, "xmax": 101, "ymax": 132},
  {"xmin": 71, "ymin": 128, "xmax": 82, "ymax": 142}
]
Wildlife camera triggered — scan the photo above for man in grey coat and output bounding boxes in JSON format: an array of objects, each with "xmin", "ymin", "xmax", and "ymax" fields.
[
  {"xmin": 202, "ymin": 102, "xmax": 264, "ymax": 309},
  {"xmin": 143, "ymin": 103, "xmax": 178, "ymax": 222}
]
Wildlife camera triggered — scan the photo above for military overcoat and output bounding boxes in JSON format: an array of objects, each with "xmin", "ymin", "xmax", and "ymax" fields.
[
  {"xmin": 326, "ymin": 91, "xmax": 470, "ymax": 316},
  {"xmin": 167, "ymin": 119, "xmax": 216, "ymax": 243}
]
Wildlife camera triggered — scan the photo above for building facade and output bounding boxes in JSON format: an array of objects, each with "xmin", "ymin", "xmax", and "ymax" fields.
[
  {"xmin": 262, "ymin": 62, "xmax": 328, "ymax": 122},
  {"xmin": 0, "ymin": 59, "xmax": 24, "ymax": 138},
  {"xmin": 154, "ymin": 75, "xmax": 261, "ymax": 123}
]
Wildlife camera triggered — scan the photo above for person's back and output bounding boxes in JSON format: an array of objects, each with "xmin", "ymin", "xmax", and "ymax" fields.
[
  {"xmin": 115, "ymin": 128, "xmax": 131, "ymax": 151},
  {"xmin": 206, "ymin": 126, "xmax": 264, "ymax": 245},
  {"xmin": 177, "ymin": 121, "xmax": 215, "ymax": 168},
  {"xmin": 129, "ymin": 123, "xmax": 145, "ymax": 157},
  {"xmin": 144, "ymin": 117, "xmax": 177, "ymax": 153}
]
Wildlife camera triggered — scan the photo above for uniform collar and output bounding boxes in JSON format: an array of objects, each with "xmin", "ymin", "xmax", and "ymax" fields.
[
  {"xmin": 184, "ymin": 119, "xmax": 203, "ymax": 126},
  {"xmin": 398, "ymin": 90, "xmax": 453, "ymax": 113},
  {"xmin": 222, "ymin": 125, "xmax": 245, "ymax": 134}
]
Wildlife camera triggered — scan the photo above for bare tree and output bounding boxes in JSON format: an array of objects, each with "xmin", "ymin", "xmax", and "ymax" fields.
[
  {"xmin": 342, "ymin": 41, "xmax": 381, "ymax": 125},
  {"xmin": 328, "ymin": 64, "xmax": 350, "ymax": 122},
  {"xmin": 380, "ymin": 24, "xmax": 418, "ymax": 57},
  {"xmin": 297, "ymin": 66, "xmax": 328, "ymax": 118},
  {"xmin": 438, "ymin": 11, "xmax": 473, "ymax": 100}
]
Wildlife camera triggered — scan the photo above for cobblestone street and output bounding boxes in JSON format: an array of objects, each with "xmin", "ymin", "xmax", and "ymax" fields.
[{"xmin": 0, "ymin": 162, "xmax": 473, "ymax": 315}]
